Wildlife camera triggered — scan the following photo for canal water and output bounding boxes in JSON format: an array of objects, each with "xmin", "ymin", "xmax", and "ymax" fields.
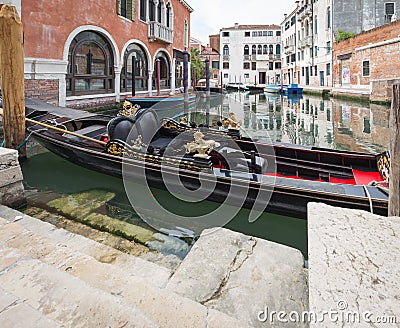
[{"xmin": 17, "ymin": 92, "xmax": 390, "ymax": 260}]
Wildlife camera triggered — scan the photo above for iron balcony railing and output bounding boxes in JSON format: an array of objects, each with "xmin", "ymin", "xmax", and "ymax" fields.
[{"xmin": 148, "ymin": 21, "xmax": 173, "ymax": 44}]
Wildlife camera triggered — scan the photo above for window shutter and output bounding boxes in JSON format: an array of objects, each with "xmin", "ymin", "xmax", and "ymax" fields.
[
  {"xmin": 127, "ymin": 0, "xmax": 136, "ymax": 21},
  {"xmin": 116, "ymin": 0, "xmax": 121, "ymax": 15}
]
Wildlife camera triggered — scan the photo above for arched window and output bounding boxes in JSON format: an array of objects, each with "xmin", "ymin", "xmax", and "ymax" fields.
[
  {"xmin": 257, "ymin": 45, "xmax": 262, "ymax": 54},
  {"xmin": 166, "ymin": 2, "xmax": 172, "ymax": 28},
  {"xmin": 140, "ymin": 0, "xmax": 147, "ymax": 21},
  {"xmin": 223, "ymin": 45, "xmax": 229, "ymax": 55},
  {"xmin": 276, "ymin": 44, "xmax": 281, "ymax": 55},
  {"xmin": 153, "ymin": 52, "xmax": 170, "ymax": 89},
  {"xmin": 269, "ymin": 45, "xmax": 273, "ymax": 54},
  {"xmin": 66, "ymin": 31, "xmax": 114, "ymax": 96},
  {"xmin": 244, "ymin": 45, "xmax": 249, "ymax": 55},
  {"xmin": 121, "ymin": 43, "xmax": 148, "ymax": 92},
  {"xmin": 263, "ymin": 45, "xmax": 268, "ymax": 54},
  {"xmin": 157, "ymin": 1, "xmax": 162, "ymax": 24},
  {"xmin": 252, "ymin": 45, "xmax": 256, "ymax": 55},
  {"xmin": 149, "ymin": 0, "xmax": 155, "ymax": 21}
]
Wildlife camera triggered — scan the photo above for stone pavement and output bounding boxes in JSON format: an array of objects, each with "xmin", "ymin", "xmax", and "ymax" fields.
[{"xmin": 0, "ymin": 205, "xmax": 308, "ymax": 327}]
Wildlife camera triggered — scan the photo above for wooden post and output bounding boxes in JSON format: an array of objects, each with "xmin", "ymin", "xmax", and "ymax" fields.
[
  {"xmin": 389, "ymin": 84, "xmax": 400, "ymax": 216},
  {"xmin": 0, "ymin": 5, "xmax": 26, "ymax": 158}
]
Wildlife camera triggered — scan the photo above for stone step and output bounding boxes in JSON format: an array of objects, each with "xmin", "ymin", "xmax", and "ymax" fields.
[
  {"xmin": 0, "ymin": 205, "xmax": 171, "ymax": 288},
  {"xmin": 0, "ymin": 210, "xmax": 252, "ymax": 327},
  {"xmin": 0, "ymin": 218, "xmax": 251, "ymax": 328},
  {"xmin": 0, "ymin": 247, "xmax": 157, "ymax": 327},
  {"xmin": 0, "ymin": 287, "xmax": 61, "ymax": 328},
  {"xmin": 166, "ymin": 228, "xmax": 309, "ymax": 328}
]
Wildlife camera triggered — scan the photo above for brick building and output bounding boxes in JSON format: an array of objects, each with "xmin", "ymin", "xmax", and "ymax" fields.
[
  {"xmin": 1, "ymin": 0, "xmax": 193, "ymax": 108},
  {"xmin": 333, "ymin": 19, "xmax": 400, "ymax": 102}
]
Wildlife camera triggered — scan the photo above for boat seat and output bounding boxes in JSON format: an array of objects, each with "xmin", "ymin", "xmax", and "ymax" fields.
[
  {"xmin": 63, "ymin": 125, "xmax": 106, "ymax": 140},
  {"xmin": 107, "ymin": 108, "xmax": 160, "ymax": 146},
  {"xmin": 219, "ymin": 147, "xmax": 268, "ymax": 174}
]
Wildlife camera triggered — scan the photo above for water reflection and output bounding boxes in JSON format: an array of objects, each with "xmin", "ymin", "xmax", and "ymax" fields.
[{"xmin": 176, "ymin": 91, "xmax": 390, "ymax": 154}]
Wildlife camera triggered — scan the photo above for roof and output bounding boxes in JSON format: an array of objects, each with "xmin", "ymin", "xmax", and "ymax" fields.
[
  {"xmin": 220, "ymin": 24, "xmax": 281, "ymax": 31},
  {"xmin": 179, "ymin": 0, "xmax": 194, "ymax": 12}
]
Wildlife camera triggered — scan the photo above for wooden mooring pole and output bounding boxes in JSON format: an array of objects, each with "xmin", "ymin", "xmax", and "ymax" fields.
[
  {"xmin": 389, "ymin": 84, "xmax": 400, "ymax": 216},
  {"xmin": 0, "ymin": 5, "xmax": 26, "ymax": 158}
]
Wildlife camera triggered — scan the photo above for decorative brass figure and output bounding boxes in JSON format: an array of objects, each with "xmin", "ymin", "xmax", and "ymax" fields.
[
  {"xmin": 184, "ymin": 131, "xmax": 220, "ymax": 158},
  {"xmin": 119, "ymin": 100, "xmax": 140, "ymax": 117}
]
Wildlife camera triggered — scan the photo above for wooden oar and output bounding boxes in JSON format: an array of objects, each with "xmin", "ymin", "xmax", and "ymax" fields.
[{"xmin": 0, "ymin": 108, "xmax": 106, "ymax": 146}]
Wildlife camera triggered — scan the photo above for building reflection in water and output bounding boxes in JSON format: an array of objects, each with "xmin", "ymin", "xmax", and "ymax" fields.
[{"xmin": 186, "ymin": 91, "xmax": 390, "ymax": 154}]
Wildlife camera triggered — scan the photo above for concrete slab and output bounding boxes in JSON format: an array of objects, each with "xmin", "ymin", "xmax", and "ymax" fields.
[{"xmin": 308, "ymin": 203, "xmax": 400, "ymax": 327}]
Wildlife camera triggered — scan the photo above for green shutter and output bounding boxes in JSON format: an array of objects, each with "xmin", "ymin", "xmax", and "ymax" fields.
[
  {"xmin": 127, "ymin": 0, "xmax": 136, "ymax": 21},
  {"xmin": 116, "ymin": 0, "xmax": 121, "ymax": 15}
]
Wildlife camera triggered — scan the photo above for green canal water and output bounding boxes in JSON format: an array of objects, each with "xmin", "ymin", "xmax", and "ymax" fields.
[{"xmin": 19, "ymin": 92, "xmax": 390, "ymax": 260}]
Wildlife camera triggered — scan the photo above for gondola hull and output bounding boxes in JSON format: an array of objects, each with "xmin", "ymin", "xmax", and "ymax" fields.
[{"xmin": 31, "ymin": 130, "xmax": 388, "ymax": 220}]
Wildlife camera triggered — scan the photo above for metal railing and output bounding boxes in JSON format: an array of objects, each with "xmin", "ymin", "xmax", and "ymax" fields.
[{"xmin": 148, "ymin": 21, "xmax": 173, "ymax": 44}]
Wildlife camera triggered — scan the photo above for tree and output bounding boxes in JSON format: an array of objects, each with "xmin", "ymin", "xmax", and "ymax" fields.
[
  {"xmin": 190, "ymin": 47, "xmax": 205, "ymax": 83},
  {"xmin": 336, "ymin": 30, "xmax": 355, "ymax": 42}
]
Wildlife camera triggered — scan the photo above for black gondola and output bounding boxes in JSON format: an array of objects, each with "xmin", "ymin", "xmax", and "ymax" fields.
[{"xmin": 25, "ymin": 106, "xmax": 389, "ymax": 219}]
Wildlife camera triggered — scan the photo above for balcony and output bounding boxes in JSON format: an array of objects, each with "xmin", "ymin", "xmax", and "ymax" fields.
[
  {"xmin": 222, "ymin": 55, "xmax": 230, "ymax": 61},
  {"xmin": 285, "ymin": 45, "xmax": 295, "ymax": 54},
  {"xmin": 297, "ymin": 4, "xmax": 312, "ymax": 21},
  {"xmin": 298, "ymin": 36, "xmax": 313, "ymax": 49},
  {"xmin": 148, "ymin": 21, "xmax": 173, "ymax": 44},
  {"xmin": 243, "ymin": 55, "xmax": 252, "ymax": 61}
]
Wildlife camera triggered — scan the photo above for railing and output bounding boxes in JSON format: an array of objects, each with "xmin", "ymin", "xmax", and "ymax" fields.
[
  {"xmin": 285, "ymin": 45, "xmax": 295, "ymax": 54},
  {"xmin": 297, "ymin": 4, "xmax": 312, "ymax": 21},
  {"xmin": 243, "ymin": 55, "xmax": 251, "ymax": 61},
  {"xmin": 222, "ymin": 55, "xmax": 230, "ymax": 61},
  {"xmin": 148, "ymin": 21, "xmax": 173, "ymax": 44}
]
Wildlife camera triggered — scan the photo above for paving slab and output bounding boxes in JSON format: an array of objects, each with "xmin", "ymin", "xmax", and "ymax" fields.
[{"xmin": 308, "ymin": 203, "xmax": 400, "ymax": 327}]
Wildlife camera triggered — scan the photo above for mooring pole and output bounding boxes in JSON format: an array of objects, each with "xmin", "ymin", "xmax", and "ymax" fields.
[
  {"xmin": 389, "ymin": 84, "xmax": 400, "ymax": 217},
  {"xmin": 156, "ymin": 59, "xmax": 161, "ymax": 96},
  {"xmin": 183, "ymin": 49, "xmax": 189, "ymax": 108},
  {"xmin": 131, "ymin": 56, "xmax": 136, "ymax": 96},
  {"xmin": 0, "ymin": 5, "xmax": 26, "ymax": 158},
  {"xmin": 205, "ymin": 57, "xmax": 210, "ymax": 98}
]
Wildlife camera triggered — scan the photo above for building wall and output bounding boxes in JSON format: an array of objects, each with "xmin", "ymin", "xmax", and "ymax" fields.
[
  {"xmin": 333, "ymin": 0, "xmax": 400, "ymax": 35},
  {"xmin": 16, "ymin": 0, "xmax": 192, "ymax": 108},
  {"xmin": 333, "ymin": 19, "xmax": 400, "ymax": 100}
]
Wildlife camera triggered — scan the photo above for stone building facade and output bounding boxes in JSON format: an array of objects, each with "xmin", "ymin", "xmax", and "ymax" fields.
[
  {"xmin": 1, "ymin": 0, "xmax": 193, "ymax": 108},
  {"xmin": 219, "ymin": 24, "xmax": 282, "ymax": 86}
]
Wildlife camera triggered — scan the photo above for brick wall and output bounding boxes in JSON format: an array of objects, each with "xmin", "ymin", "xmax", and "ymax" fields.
[
  {"xmin": 333, "ymin": 20, "xmax": 400, "ymax": 90},
  {"xmin": 24, "ymin": 79, "xmax": 59, "ymax": 105}
]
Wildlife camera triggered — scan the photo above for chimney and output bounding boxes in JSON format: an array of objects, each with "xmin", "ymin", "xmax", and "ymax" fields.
[{"xmin": 234, "ymin": 23, "xmax": 239, "ymax": 28}]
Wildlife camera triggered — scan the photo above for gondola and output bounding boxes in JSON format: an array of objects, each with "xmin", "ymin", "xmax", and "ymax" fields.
[
  {"xmin": 125, "ymin": 94, "xmax": 196, "ymax": 108},
  {"xmin": 25, "ymin": 105, "xmax": 389, "ymax": 219}
]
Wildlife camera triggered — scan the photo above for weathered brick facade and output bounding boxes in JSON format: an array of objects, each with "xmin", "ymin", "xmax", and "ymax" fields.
[
  {"xmin": 333, "ymin": 19, "xmax": 400, "ymax": 102},
  {"xmin": 12, "ymin": 0, "xmax": 193, "ymax": 108}
]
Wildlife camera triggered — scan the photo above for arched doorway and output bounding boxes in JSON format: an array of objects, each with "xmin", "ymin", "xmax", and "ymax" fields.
[
  {"xmin": 153, "ymin": 51, "xmax": 170, "ymax": 89},
  {"xmin": 66, "ymin": 31, "xmax": 114, "ymax": 96}
]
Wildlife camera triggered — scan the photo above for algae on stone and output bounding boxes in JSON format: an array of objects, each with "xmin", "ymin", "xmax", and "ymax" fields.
[{"xmin": 47, "ymin": 190, "xmax": 116, "ymax": 218}]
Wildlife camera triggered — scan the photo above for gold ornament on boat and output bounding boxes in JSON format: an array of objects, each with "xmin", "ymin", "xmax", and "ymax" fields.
[
  {"xmin": 179, "ymin": 115, "xmax": 188, "ymax": 125},
  {"xmin": 184, "ymin": 131, "xmax": 220, "ymax": 158},
  {"xmin": 228, "ymin": 112, "xmax": 241, "ymax": 129},
  {"xmin": 130, "ymin": 135, "xmax": 147, "ymax": 150},
  {"xmin": 119, "ymin": 100, "xmax": 140, "ymax": 117}
]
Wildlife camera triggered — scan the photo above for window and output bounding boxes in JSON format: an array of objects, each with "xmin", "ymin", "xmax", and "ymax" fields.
[
  {"xmin": 252, "ymin": 45, "xmax": 257, "ymax": 54},
  {"xmin": 117, "ymin": 0, "xmax": 135, "ymax": 20},
  {"xmin": 385, "ymin": 2, "xmax": 395, "ymax": 23},
  {"xmin": 314, "ymin": 16, "xmax": 318, "ymax": 34},
  {"xmin": 291, "ymin": 54, "xmax": 296, "ymax": 62},
  {"xmin": 257, "ymin": 45, "xmax": 262, "ymax": 54},
  {"xmin": 276, "ymin": 31, "xmax": 281, "ymax": 36},
  {"xmin": 252, "ymin": 31, "xmax": 257, "ymax": 37},
  {"xmin": 268, "ymin": 31, "xmax": 273, "ymax": 36},
  {"xmin": 263, "ymin": 31, "xmax": 268, "ymax": 36},
  {"xmin": 276, "ymin": 44, "xmax": 281, "ymax": 55},
  {"xmin": 212, "ymin": 61, "xmax": 219, "ymax": 69},
  {"xmin": 275, "ymin": 62, "xmax": 281, "ymax": 69},
  {"xmin": 269, "ymin": 62, "xmax": 274, "ymax": 70},
  {"xmin": 244, "ymin": 45, "xmax": 250, "ymax": 55},
  {"xmin": 243, "ymin": 62, "xmax": 250, "ymax": 70},
  {"xmin": 326, "ymin": 41, "xmax": 331, "ymax": 53},
  {"xmin": 224, "ymin": 73, "xmax": 228, "ymax": 78},
  {"xmin": 166, "ymin": 3, "xmax": 172, "ymax": 28},
  {"xmin": 263, "ymin": 45, "xmax": 268, "ymax": 54},
  {"xmin": 326, "ymin": 63, "xmax": 331, "ymax": 76},
  {"xmin": 314, "ymin": 46, "xmax": 318, "ymax": 57},
  {"xmin": 258, "ymin": 31, "xmax": 263, "ymax": 36},
  {"xmin": 327, "ymin": 7, "xmax": 331, "ymax": 28},
  {"xmin": 223, "ymin": 45, "xmax": 229, "ymax": 55},
  {"xmin": 67, "ymin": 31, "xmax": 114, "ymax": 96},
  {"xmin": 223, "ymin": 62, "xmax": 229, "ymax": 69},
  {"xmin": 290, "ymin": 16, "xmax": 296, "ymax": 26},
  {"xmin": 244, "ymin": 73, "xmax": 249, "ymax": 78},
  {"xmin": 269, "ymin": 45, "xmax": 273, "ymax": 54},
  {"xmin": 314, "ymin": 66, "xmax": 318, "ymax": 76},
  {"xmin": 157, "ymin": 1, "xmax": 161, "ymax": 23},
  {"xmin": 245, "ymin": 31, "xmax": 250, "ymax": 37},
  {"xmin": 121, "ymin": 43, "xmax": 148, "ymax": 92},
  {"xmin": 251, "ymin": 62, "xmax": 256, "ymax": 70},
  {"xmin": 149, "ymin": 0, "xmax": 155, "ymax": 21},
  {"xmin": 363, "ymin": 60, "xmax": 370, "ymax": 76},
  {"xmin": 285, "ymin": 22, "xmax": 290, "ymax": 30},
  {"xmin": 302, "ymin": 67, "xmax": 305, "ymax": 76},
  {"xmin": 222, "ymin": 31, "xmax": 230, "ymax": 37},
  {"xmin": 139, "ymin": 0, "xmax": 147, "ymax": 21}
]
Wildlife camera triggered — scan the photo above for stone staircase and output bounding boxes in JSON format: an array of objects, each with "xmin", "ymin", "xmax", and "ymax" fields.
[{"xmin": 0, "ymin": 205, "xmax": 251, "ymax": 328}]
